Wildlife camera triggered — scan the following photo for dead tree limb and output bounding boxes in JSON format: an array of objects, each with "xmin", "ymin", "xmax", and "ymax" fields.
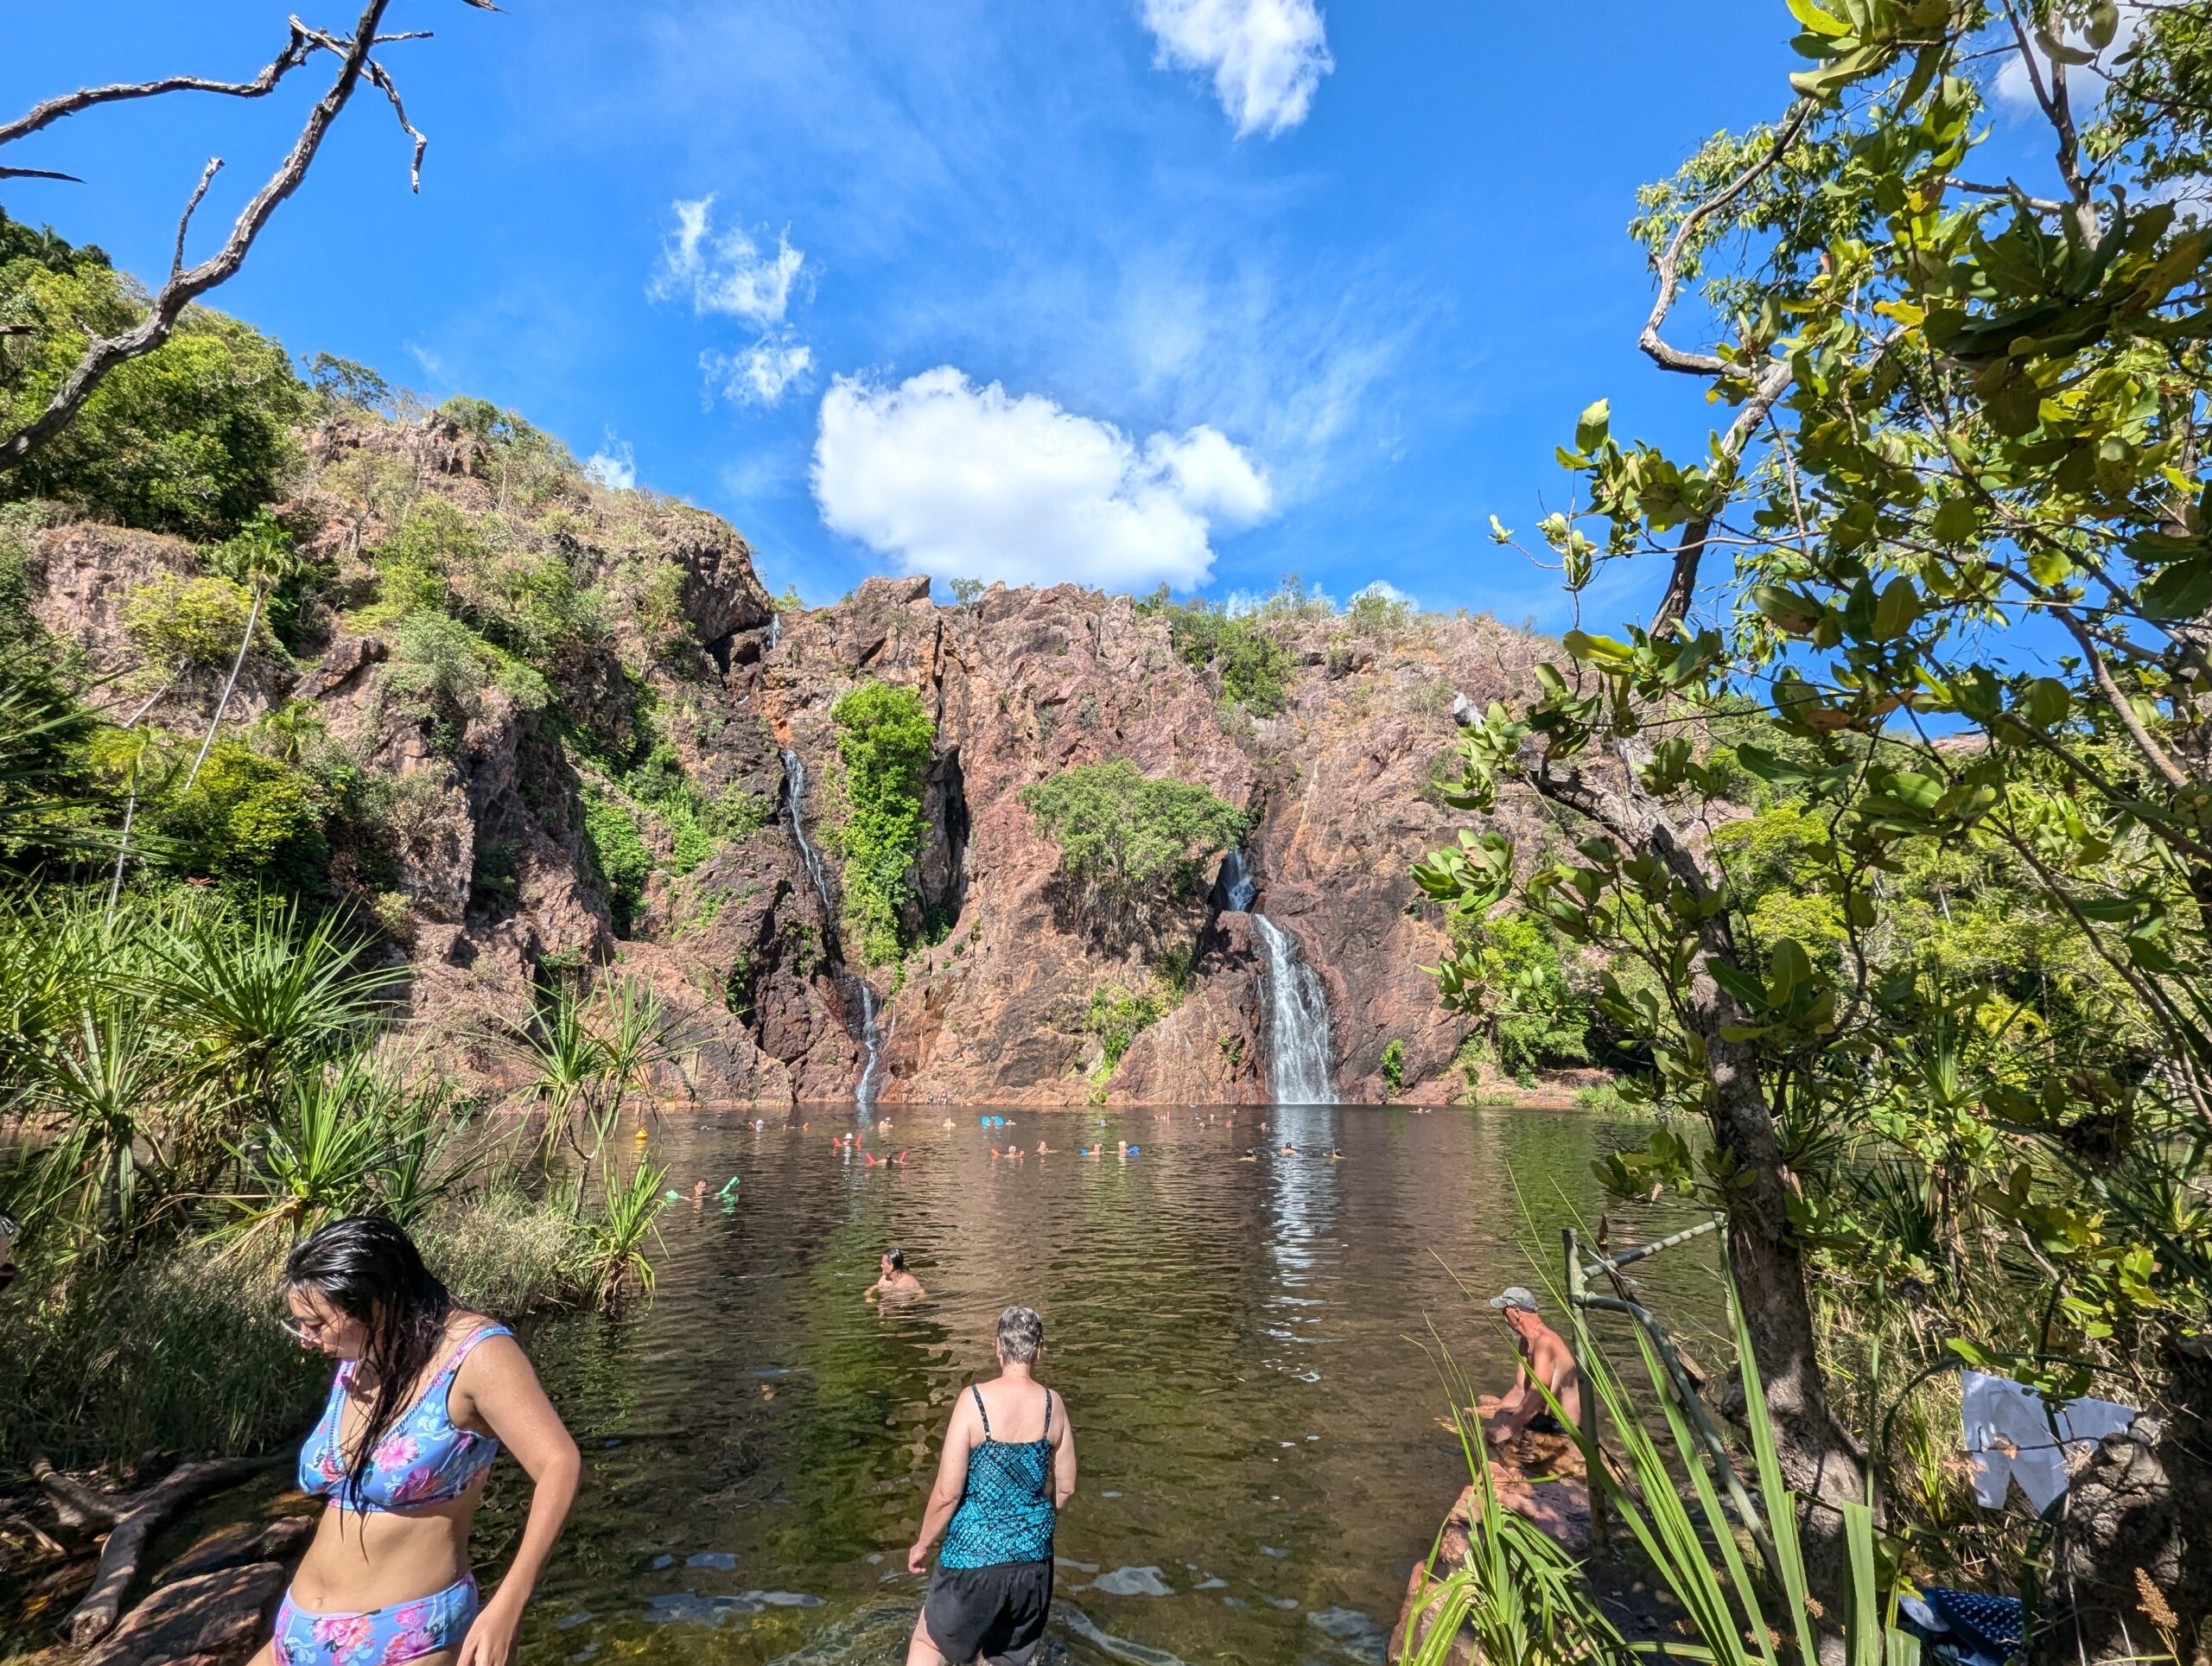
[
  {"xmin": 0, "ymin": 26, "xmax": 318, "ymax": 152},
  {"xmin": 0, "ymin": 1, "xmax": 488, "ymax": 473},
  {"xmin": 31, "ymin": 1456, "xmax": 270, "ymax": 1644}
]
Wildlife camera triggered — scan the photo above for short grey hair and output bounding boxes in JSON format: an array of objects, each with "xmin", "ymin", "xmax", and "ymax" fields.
[{"xmin": 996, "ymin": 1305, "xmax": 1045, "ymax": 1364}]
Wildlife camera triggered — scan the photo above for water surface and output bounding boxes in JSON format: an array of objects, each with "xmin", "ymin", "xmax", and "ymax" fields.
[{"xmin": 494, "ymin": 1104, "xmax": 1722, "ymax": 1666}]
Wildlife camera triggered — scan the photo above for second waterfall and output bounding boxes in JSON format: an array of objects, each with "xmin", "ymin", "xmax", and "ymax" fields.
[
  {"xmin": 1220, "ymin": 850, "xmax": 1337, "ymax": 1104},
  {"xmin": 780, "ymin": 747, "xmax": 885, "ymax": 1113}
]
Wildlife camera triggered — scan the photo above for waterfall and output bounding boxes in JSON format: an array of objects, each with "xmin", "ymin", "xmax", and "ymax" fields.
[
  {"xmin": 1219, "ymin": 848, "xmax": 1335, "ymax": 1104},
  {"xmin": 1220, "ymin": 847, "xmax": 1257, "ymax": 912},
  {"xmin": 766, "ymin": 611, "xmax": 781, "ymax": 651},
  {"xmin": 1250, "ymin": 915, "xmax": 1337, "ymax": 1104},
  {"xmin": 780, "ymin": 748, "xmax": 834, "ymax": 912},
  {"xmin": 779, "ymin": 747, "xmax": 884, "ymax": 1111},
  {"xmin": 854, "ymin": 982, "xmax": 883, "ymax": 1112}
]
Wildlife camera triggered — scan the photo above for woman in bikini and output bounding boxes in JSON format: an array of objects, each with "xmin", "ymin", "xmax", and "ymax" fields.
[
  {"xmin": 905, "ymin": 1307, "xmax": 1077, "ymax": 1666},
  {"xmin": 256, "ymin": 1216, "xmax": 582, "ymax": 1666}
]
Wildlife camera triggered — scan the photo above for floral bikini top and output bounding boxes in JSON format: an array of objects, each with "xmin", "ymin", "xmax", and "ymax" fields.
[{"xmin": 298, "ymin": 1325, "xmax": 512, "ymax": 1512}]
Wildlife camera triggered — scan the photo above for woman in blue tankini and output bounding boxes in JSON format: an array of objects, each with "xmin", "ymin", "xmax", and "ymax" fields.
[{"xmin": 904, "ymin": 1307, "xmax": 1077, "ymax": 1666}]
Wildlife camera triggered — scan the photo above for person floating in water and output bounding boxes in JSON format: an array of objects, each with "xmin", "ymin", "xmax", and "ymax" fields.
[
  {"xmin": 1482, "ymin": 1285, "xmax": 1582, "ymax": 1444},
  {"xmin": 1279, "ymin": 1142, "xmax": 1297, "ymax": 1155},
  {"xmin": 260, "ymin": 1216, "xmax": 581, "ymax": 1666},
  {"xmin": 868, "ymin": 1250, "xmax": 927, "ymax": 1304},
  {"xmin": 1034, "ymin": 1140, "xmax": 1054, "ymax": 1154},
  {"xmin": 906, "ymin": 1307, "xmax": 1076, "ymax": 1666}
]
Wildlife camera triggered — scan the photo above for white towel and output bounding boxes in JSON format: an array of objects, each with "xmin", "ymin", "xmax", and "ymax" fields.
[{"xmin": 1959, "ymin": 1370, "xmax": 2136, "ymax": 1512}]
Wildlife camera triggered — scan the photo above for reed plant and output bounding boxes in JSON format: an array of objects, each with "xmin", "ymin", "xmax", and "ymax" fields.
[{"xmin": 1403, "ymin": 1275, "xmax": 1920, "ymax": 1666}]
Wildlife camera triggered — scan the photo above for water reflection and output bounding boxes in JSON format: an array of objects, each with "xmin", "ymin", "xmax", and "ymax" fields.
[{"xmin": 493, "ymin": 1106, "xmax": 1718, "ymax": 1666}]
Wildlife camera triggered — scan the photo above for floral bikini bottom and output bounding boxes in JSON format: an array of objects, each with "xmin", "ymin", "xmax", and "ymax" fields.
[{"xmin": 272, "ymin": 1574, "xmax": 479, "ymax": 1666}]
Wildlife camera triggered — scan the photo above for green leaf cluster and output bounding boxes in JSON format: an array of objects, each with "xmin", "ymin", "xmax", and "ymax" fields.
[
  {"xmin": 1020, "ymin": 757, "xmax": 1246, "ymax": 950},
  {"xmin": 2, "ymin": 221, "xmax": 305, "ymax": 539},
  {"xmin": 830, "ymin": 680, "xmax": 937, "ymax": 966}
]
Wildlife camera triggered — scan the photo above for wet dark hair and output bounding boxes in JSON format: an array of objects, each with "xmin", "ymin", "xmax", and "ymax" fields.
[
  {"xmin": 285, "ymin": 1216, "xmax": 455, "ymax": 1508},
  {"xmin": 885, "ymin": 1249, "xmax": 906, "ymax": 1272}
]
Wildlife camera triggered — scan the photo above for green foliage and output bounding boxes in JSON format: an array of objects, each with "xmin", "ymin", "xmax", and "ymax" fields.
[
  {"xmin": 582, "ymin": 787, "xmax": 652, "ymax": 932},
  {"xmin": 0, "ymin": 250, "xmax": 306, "ymax": 539},
  {"xmin": 1020, "ymin": 757, "xmax": 1245, "ymax": 949},
  {"xmin": 1084, "ymin": 982, "xmax": 1167, "ymax": 1080},
  {"xmin": 1138, "ymin": 587, "xmax": 1296, "ymax": 713},
  {"xmin": 830, "ymin": 680, "xmax": 936, "ymax": 965},
  {"xmin": 302, "ymin": 352, "xmax": 391, "ymax": 416},
  {"xmin": 149, "ymin": 744, "xmax": 331, "ymax": 891},
  {"xmin": 1381, "ymin": 1036, "xmax": 1405, "ymax": 1097},
  {"xmin": 948, "ymin": 576, "xmax": 986, "ymax": 602},
  {"xmin": 1434, "ymin": 910, "xmax": 1591, "ymax": 1078},
  {"xmin": 123, "ymin": 573, "xmax": 268, "ymax": 671}
]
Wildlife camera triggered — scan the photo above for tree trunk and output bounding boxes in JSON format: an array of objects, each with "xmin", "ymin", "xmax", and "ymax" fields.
[{"xmin": 2037, "ymin": 1343, "xmax": 2212, "ymax": 1666}]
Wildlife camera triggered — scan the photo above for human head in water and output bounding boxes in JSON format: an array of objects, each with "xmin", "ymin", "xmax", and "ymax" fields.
[
  {"xmin": 883, "ymin": 1249, "xmax": 907, "ymax": 1275},
  {"xmin": 995, "ymin": 1305, "xmax": 1044, "ymax": 1366}
]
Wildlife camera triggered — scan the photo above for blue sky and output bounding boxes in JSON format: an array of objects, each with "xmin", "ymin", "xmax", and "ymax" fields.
[{"xmin": 0, "ymin": 2, "xmax": 2061, "ymax": 626}]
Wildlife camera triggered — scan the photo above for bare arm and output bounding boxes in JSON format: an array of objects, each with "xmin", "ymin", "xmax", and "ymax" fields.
[
  {"xmin": 1486, "ymin": 1357, "xmax": 1536, "ymax": 1443},
  {"xmin": 453, "ymin": 1335, "xmax": 582, "ymax": 1666},
  {"xmin": 1051, "ymin": 1394, "xmax": 1077, "ymax": 1510},
  {"xmin": 907, "ymin": 1394, "xmax": 977, "ymax": 1574}
]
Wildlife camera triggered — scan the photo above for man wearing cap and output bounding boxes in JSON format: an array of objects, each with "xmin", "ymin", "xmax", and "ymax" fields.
[{"xmin": 1484, "ymin": 1286, "xmax": 1581, "ymax": 1445}]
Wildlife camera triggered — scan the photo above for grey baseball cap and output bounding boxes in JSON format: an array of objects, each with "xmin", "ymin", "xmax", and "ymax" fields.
[{"xmin": 1489, "ymin": 1286, "xmax": 1539, "ymax": 1313}]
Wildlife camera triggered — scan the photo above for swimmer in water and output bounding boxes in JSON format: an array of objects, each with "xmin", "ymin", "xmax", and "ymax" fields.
[
  {"xmin": 1279, "ymin": 1142, "xmax": 1296, "ymax": 1155},
  {"xmin": 866, "ymin": 1249, "xmax": 926, "ymax": 1305},
  {"xmin": 1035, "ymin": 1140, "xmax": 1055, "ymax": 1154},
  {"xmin": 1328, "ymin": 1148, "xmax": 1344, "ymax": 1160},
  {"xmin": 1116, "ymin": 1141, "xmax": 1128, "ymax": 1157},
  {"xmin": 1239, "ymin": 1148, "xmax": 1258, "ymax": 1162}
]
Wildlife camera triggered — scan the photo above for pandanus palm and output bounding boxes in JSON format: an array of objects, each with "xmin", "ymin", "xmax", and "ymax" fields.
[{"xmin": 146, "ymin": 896, "xmax": 404, "ymax": 1169}]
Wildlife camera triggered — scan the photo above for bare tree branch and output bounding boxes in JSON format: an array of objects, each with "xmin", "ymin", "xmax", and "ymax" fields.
[
  {"xmin": 0, "ymin": 166, "xmax": 83, "ymax": 183},
  {"xmin": 1641, "ymin": 98, "xmax": 1815, "ymax": 378},
  {"xmin": 2049, "ymin": 604, "xmax": 2196, "ymax": 790},
  {"xmin": 1946, "ymin": 175, "xmax": 2070, "ymax": 214},
  {"xmin": 0, "ymin": 27, "xmax": 316, "ymax": 152},
  {"xmin": 0, "ymin": 1, "xmax": 427, "ymax": 472},
  {"xmin": 296, "ymin": 21, "xmax": 434, "ymax": 188},
  {"xmin": 170, "ymin": 158, "xmax": 224, "ymax": 280}
]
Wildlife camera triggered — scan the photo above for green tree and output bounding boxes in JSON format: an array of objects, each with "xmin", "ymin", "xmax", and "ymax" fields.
[
  {"xmin": 0, "ymin": 255, "xmax": 306, "ymax": 540},
  {"xmin": 1021, "ymin": 757, "xmax": 1245, "ymax": 948},
  {"xmin": 1418, "ymin": 4, "xmax": 2212, "ymax": 1641},
  {"xmin": 830, "ymin": 680, "xmax": 936, "ymax": 965}
]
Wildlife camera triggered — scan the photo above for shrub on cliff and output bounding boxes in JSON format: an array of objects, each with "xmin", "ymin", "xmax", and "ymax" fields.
[
  {"xmin": 830, "ymin": 680, "xmax": 936, "ymax": 966},
  {"xmin": 1021, "ymin": 758, "xmax": 1244, "ymax": 949},
  {"xmin": 0, "ymin": 238, "xmax": 305, "ymax": 540},
  {"xmin": 1136, "ymin": 590, "xmax": 1294, "ymax": 715}
]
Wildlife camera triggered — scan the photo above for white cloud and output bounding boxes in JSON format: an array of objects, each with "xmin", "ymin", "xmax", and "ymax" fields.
[
  {"xmin": 1140, "ymin": 0, "xmax": 1333, "ymax": 137},
  {"xmin": 583, "ymin": 436, "xmax": 637, "ymax": 491},
  {"xmin": 404, "ymin": 340, "xmax": 445, "ymax": 381},
  {"xmin": 651, "ymin": 195, "xmax": 808, "ymax": 327},
  {"xmin": 704, "ymin": 338, "xmax": 816, "ymax": 407},
  {"xmin": 811, "ymin": 366, "xmax": 1273, "ymax": 590}
]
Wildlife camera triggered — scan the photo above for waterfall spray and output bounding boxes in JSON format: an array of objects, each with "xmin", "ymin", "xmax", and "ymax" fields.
[{"xmin": 780, "ymin": 747, "xmax": 885, "ymax": 1112}]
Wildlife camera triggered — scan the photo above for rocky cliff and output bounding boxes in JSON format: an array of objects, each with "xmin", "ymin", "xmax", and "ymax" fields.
[{"xmin": 22, "ymin": 410, "xmax": 1569, "ymax": 1108}]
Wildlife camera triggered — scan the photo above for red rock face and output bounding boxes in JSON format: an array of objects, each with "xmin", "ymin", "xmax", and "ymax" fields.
[{"xmin": 24, "ymin": 422, "xmax": 1569, "ymax": 1107}]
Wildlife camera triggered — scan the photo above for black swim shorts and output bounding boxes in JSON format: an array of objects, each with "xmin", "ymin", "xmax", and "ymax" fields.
[
  {"xmin": 1527, "ymin": 1411, "xmax": 1564, "ymax": 1435},
  {"xmin": 924, "ymin": 1558, "xmax": 1053, "ymax": 1666}
]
